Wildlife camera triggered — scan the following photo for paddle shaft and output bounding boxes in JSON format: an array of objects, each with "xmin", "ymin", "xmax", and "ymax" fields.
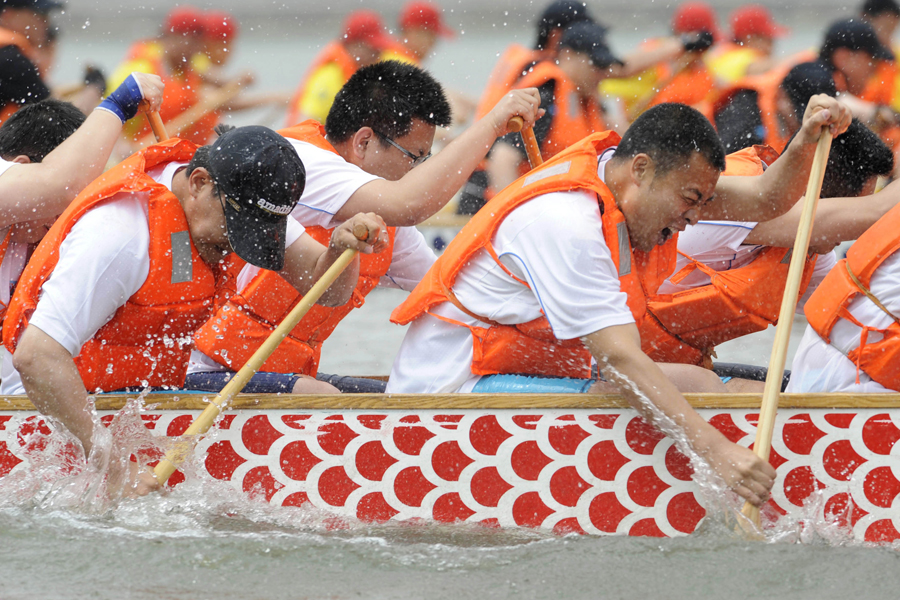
[
  {"xmin": 507, "ymin": 116, "xmax": 543, "ymax": 168},
  {"xmin": 741, "ymin": 131, "xmax": 833, "ymax": 528},
  {"xmin": 147, "ymin": 111, "xmax": 169, "ymax": 142},
  {"xmin": 154, "ymin": 224, "xmax": 368, "ymax": 484},
  {"xmin": 138, "ymin": 80, "xmax": 243, "ymax": 147}
]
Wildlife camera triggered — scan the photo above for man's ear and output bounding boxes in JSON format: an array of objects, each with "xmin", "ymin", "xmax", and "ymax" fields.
[
  {"xmin": 630, "ymin": 153, "xmax": 653, "ymax": 184},
  {"xmin": 11, "ymin": 155, "xmax": 31, "ymax": 164},
  {"xmin": 187, "ymin": 167, "xmax": 214, "ymax": 198},
  {"xmin": 348, "ymin": 127, "xmax": 376, "ymax": 162}
]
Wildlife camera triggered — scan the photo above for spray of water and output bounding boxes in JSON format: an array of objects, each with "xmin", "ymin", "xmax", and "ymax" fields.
[{"xmin": 0, "ymin": 385, "xmax": 868, "ymax": 547}]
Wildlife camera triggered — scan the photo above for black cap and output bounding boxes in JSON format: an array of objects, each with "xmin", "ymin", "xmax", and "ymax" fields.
[
  {"xmin": 781, "ymin": 61, "xmax": 838, "ymax": 115},
  {"xmin": 0, "ymin": 0, "xmax": 63, "ymax": 14},
  {"xmin": 559, "ymin": 21, "xmax": 623, "ymax": 68},
  {"xmin": 820, "ymin": 18, "xmax": 893, "ymax": 63},
  {"xmin": 540, "ymin": 0, "xmax": 595, "ymax": 29},
  {"xmin": 207, "ymin": 126, "xmax": 305, "ymax": 271}
]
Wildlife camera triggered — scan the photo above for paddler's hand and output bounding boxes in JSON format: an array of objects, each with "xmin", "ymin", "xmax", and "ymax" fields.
[
  {"xmin": 700, "ymin": 435, "xmax": 776, "ymax": 507},
  {"xmin": 97, "ymin": 72, "xmax": 164, "ymax": 122},
  {"xmin": 798, "ymin": 93, "xmax": 852, "ymax": 144},
  {"xmin": 112, "ymin": 460, "xmax": 162, "ymax": 499},
  {"xmin": 332, "ymin": 212, "xmax": 388, "ymax": 254},
  {"xmin": 486, "ymin": 88, "xmax": 544, "ymax": 137}
]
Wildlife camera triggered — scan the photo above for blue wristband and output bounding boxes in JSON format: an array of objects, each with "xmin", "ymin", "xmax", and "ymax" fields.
[{"xmin": 97, "ymin": 73, "xmax": 144, "ymax": 123}]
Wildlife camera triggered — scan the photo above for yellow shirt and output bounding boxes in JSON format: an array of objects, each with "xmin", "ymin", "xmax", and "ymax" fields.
[
  {"xmin": 381, "ymin": 47, "xmax": 418, "ymax": 65},
  {"xmin": 296, "ymin": 62, "xmax": 347, "ymax": 124},
  {"xmin": 600, "ymin": 67, "xmax": 661, "ymax": 114},
  {"xmin": 706, "ymin": 46, "xmax": 761, "ymax": 84}
]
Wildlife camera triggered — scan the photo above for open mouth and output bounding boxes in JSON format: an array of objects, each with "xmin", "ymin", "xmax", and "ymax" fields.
[{"xmin": 660, "ymin": 227, "xmax": 674, "ymax": 242}]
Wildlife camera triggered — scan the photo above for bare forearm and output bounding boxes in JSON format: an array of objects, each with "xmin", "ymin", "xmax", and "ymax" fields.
[
  {"xmin": 337, "ymin": 89, "xmax": 542, "ymax": 226},
  {"xmin": 311, "ymin": 245, "xmax": 360, "ymax": 306},
  {"xmin": 748, "ymin": 192, "xmax": 897, "ymax": 249},
  {"xmin": 705, "ymin": 95, "xmax": 853, "ymax": 222},
  {"xmin": 0, "ymin": 109, "xmax": 123, "ymax": 227},
  {"xmin": 14, "ymin": 326, "xmax": 94, "ymax": 456},
  {"xmin": 614, "ymin": 38, "xmax": 683, "ymax": 78},
  {"xmin": 594, "ymin": 340, "xmax": 722, "ymax": 451},
  {"xmin": 378, "ymin": 118, "xmax": 502, "ymax": 226}
]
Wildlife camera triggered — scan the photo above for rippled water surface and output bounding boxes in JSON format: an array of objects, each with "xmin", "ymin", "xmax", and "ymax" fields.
[{"xmin": 4, "ymin": 500, "xmax": 900, "ymax": 600}]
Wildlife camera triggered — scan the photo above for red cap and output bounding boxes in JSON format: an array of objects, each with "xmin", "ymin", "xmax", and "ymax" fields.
[
  {"xmin": 343, "ymin": 10, "xmax": 394, "ymax": 50},
  {"xmin": 204, "ymin": 10, "xmax": 238, "ymax": 40},
  {"xmin": 163, "ymin": 5, "xmax": 205, "ymax": 36},
  {"xmin": 399, "ymin": 1, "xmax": 455, "ymax": 38},
  {"xmin": 672, "ymin": 2, "xmax": 721, "ymax": 39},
  {"xmin": 731, "ymin": 5, "xmax": 788, "ymax": 40}
]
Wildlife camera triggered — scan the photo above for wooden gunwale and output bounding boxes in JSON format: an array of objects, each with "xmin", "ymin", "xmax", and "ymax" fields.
[{"xmin": 1, "ymin": 392, "xmax": 898, "ymax": 411}]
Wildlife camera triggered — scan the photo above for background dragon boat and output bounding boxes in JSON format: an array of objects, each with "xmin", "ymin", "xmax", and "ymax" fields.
[{"xmin": 1, "ymin": 389, "xmax": 898, "ymax": 543}]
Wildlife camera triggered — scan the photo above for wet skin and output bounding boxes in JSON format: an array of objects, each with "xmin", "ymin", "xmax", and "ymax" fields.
[{"xmin": 620, "ymin": 152, "xmax": 720, "ymax": 252}]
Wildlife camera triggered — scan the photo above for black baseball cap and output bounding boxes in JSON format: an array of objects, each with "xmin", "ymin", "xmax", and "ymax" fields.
[
  {"xmin": 207, "ymin": 126, "xmax": 306, "ymax": 271},
  {"xmin": 540, "ymin": 0, "xmax": 595, "ymax": 29},
  {"xmin": 820, "ymin": 18, "xmax": 893, "ymax": 62},
  {"xmin": 560, "ymin": 21, "xmax": 623, "ymax": 68},
  {"xmin": 0, "ymin": 0, "xmax": 63, "ymax": 14}
]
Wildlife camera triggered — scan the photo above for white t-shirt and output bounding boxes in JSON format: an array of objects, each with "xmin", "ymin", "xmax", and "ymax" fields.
[
  {"xmin": 659, "ymin": 220, "xmax": 837, "ymax": 312},
  {"xmin": 1, "ymin": 161, "xmax": 306, "ymax": 394},
  {"xmin": 187, "ymin": 139, "xmax": 438, "ymax": 374},
  {"xmin": 0, "ymin": 157, "xmax": 25, "ymax": 390},
  {"xmin": 0, "ymin": 158, "xmax": 26, "ymax": 308},
  {"xmin": 387, "ymin": 150, "xmax": 632, "ymax": 393},
  {"xmin": 286, "ymin": 139, "xmax": 436, "ymax": 288},
  {"xmin": 787, "ymin": 251, "xmax": 900, "ymax": 393}
]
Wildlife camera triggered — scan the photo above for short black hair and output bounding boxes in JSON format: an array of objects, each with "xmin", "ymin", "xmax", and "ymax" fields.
[
  {"xmin": 781, "ymin": 61, "xmax": 837, "ymax": 117},
  {"xmin": 821, "ymin": 119, "xmax": 893, "ymax": 198},
  {"xmin": 612, "ymin": 103, "xmax": 726, "ymax": 174},
  {"xmin": 0, "ymin": 98, "xmax": 85, "ymax": 162},
  {"xmin": 324, "ymin": 60, "xmax": 451, "ymax": 143},
  {"xmin": 185, "ymin": 125, "xmax": 236, "ymax": 193},
  {"xmin": 862, "ymin": 0, "xmax": 900, "ymax": 18}
]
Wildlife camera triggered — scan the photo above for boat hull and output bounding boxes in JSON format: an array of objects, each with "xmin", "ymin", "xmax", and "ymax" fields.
[{"xmin": 1, "ymin": 394, "xmax": 898, "ymax": 541}]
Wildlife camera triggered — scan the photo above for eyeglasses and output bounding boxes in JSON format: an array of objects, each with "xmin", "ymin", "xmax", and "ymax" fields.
[{"xmin": 373, "ymin": 129, "xmax": 431, "ymax": 167}]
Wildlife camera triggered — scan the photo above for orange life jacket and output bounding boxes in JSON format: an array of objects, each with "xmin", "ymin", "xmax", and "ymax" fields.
[
  {"xmin": 0, "ymin": 27, "xmax": 39, "ymax": 124},
  {"xmin": 474, "ymin": 44, "xmax": 546, "ymax": 120},
  {"xmin": 191, "ymin": 120, "xmax": 397, "ymax": 375},
  {"xmin": 713, "ymin": 66, "xmax": 792, "ymax": 153},
  {"xmin": 861, "ymin": 59, "xmax": 897, "ymax": 106},
  {"xmin": 640, "ymin": 145, "xmax": 817, "ymax": 367},
  {"xmin": 122, "ymin": 42, "xmax": 218, "ymax": 146},
  {"xmin": 515, "ymin": 61, "xmax": 606, "ymax": 160},
  {"xmin": 804, "ymin": 202, "xmax": 900, "ymax": 391},
  {"xmin": 2, "ymin": 139, "xmax": 221, "ymax": 392},
  {"xmin": 646, "ymin": 59, "xmax": 716, "ymax": 123},
  {"xmin": 0, "ymin": 230, "xmax": 11, "ymax": 323},
  {"xmin": 285, "ymin": 43, "xmax": 359, "ymax": 126},
  {"xmin": 391, "ymin": 131, "xmax": 677, "ymax": 379}
]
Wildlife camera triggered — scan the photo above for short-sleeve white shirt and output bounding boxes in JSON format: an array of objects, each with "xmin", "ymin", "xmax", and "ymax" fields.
[
  {"xmin": 387, "ymin": 149, "xmax": 633, "ymax": 393},
  {"xmin": 187, "ymin": 140, "xmax": 438, "ymax": 374},
  {"xmin": 787, "ymin": 251, "xmax": 900, "ymax": 393},
  {"xmin": 1, "ymin": 161, "xmax": 306, "ymax": 394}
]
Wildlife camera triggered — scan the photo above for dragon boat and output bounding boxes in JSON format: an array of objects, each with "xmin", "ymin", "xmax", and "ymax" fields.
[{"xmin": 1, "ymin": 377, "xmax": 898, "ymax": 543}]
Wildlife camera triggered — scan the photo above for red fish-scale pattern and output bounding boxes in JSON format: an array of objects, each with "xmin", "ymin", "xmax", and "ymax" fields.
[{"xmin": 4, "ymin": 408, "xmax": 900, "ymax": 542}]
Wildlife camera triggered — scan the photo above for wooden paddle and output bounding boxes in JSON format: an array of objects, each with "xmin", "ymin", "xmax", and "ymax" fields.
[
  {"xmin": 740, "ymin": 131, "xmax": 833, "ymax": 532},
  {"xmin": 137, "ymin": 80, "xmax": 244, "ymax": 148},
  {"xmin": 153, "ymin": 222, "xmax": 369, "ymax": 485},
  {"xmin": 146, "ymin": 111, "xmax": 169, "ymax": 142},
  {"xmin": 507, "ymin": 116, "xmax": 543, "ymax": 168}
]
